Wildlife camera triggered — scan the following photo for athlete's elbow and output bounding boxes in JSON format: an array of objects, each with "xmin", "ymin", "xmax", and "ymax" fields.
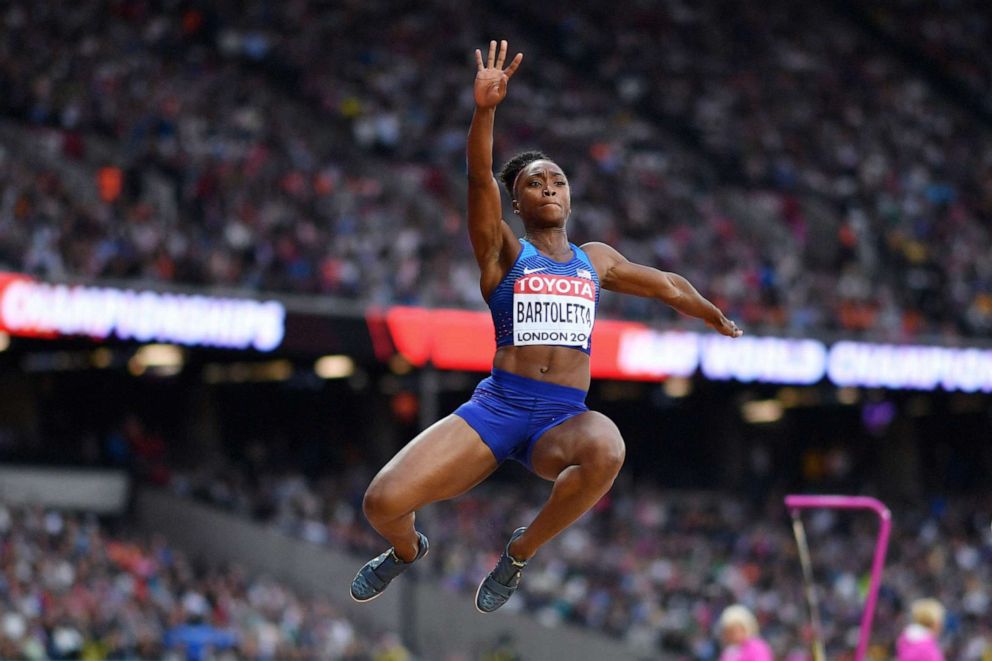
[{"xmin": 656, "ymin": 287, "xmax": 684, "ymax": 309}]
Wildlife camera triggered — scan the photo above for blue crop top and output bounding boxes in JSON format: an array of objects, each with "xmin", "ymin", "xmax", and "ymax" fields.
[{"xmin": 489, "ymin": 238, "xmax": 601, "ymax": 354}]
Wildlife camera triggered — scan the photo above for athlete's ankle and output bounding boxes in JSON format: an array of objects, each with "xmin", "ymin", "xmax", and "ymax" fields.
[
  {"xmin": 392, "ymin": 536, "xmax": 421, "ymax": 563},
  {"xmin": 507, "ymin": 537, "xmax": 532, "ymax": 563}
]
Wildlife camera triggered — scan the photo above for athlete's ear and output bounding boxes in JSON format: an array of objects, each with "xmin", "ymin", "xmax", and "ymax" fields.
[{"xmin": 512, "ymin": 200, "xmax": 519, "ymax": 214}]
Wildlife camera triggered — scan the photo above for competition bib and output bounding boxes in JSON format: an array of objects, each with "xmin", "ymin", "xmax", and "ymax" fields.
[{"xmin": 512, "ymin": 274, "xmax": 596, "ymax": 349}]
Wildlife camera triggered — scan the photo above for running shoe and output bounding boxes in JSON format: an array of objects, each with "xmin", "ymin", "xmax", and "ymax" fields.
[
  {"xmin": 475, "ymin": 527, "xmax": 528, "ymax": 613},
  {"xmin": 350, "ymin": 531, "xmax": 429, "ymax": 602}
]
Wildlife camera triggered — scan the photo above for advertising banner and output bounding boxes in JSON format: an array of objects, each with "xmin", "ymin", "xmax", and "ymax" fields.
[
  {"xmin": 0, "ymin": 273, "xmax": 285, "ymax": 352},
  {"xmin": 378, "ymin": 306, "xmax": 992, "ymax": 392}
]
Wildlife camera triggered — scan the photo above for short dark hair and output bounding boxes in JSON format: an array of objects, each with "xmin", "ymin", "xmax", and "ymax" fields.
[{"xmin": 498, "ymin": 150, "xmax": 551, "ymax": 198}]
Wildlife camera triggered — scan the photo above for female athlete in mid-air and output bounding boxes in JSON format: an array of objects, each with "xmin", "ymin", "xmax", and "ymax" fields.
[{"xmin": 352, "ymin": 39, "xmax": 742, "ymax": 613}]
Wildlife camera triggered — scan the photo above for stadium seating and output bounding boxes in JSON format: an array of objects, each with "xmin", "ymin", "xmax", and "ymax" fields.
[
  {"xmin": 1, "ymin": 0, "xmax": 990, "ymax": 339},
  {"xmin": 173, "ymin": 461, "xmax": 992, "ymax": 659},
  {"xmin": 0, "ymin": 504, "xmax": 412, "ymax": 660}
]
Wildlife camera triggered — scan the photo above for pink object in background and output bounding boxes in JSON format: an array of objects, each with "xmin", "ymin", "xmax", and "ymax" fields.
[
  {"xmin": 720, "ymin": 637, "xmax": 775, "ymax": 661},
  {"xmin": 896, "ymin": 624, "xmax": 945, "ymax": 661},
  {"xmin": 785, "ymin": 495, "xmax": 892, "ymax": 661}
]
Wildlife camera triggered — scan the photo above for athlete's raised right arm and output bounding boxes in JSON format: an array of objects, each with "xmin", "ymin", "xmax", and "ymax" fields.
[{"xmin": 467, "ymin": 40, "xmax": 522, "ymax": 296}]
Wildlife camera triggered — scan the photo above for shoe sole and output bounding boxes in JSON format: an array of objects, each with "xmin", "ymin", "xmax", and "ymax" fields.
[{"xmin": 350, "ymin": 545, "xmax": 429, "ymax": 604}]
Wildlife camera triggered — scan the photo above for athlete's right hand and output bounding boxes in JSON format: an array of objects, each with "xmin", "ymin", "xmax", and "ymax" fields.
[
  {"xmin": 474, "ymin": 40, "xmax": 523, "ymax": 109},
  {"xmin": 709, "ymin": 314, "xmax": 743, "ymax": 338}
]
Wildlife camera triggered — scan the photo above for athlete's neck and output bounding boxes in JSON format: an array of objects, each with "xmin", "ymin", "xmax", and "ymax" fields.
[{"xmin": 524, "ymin": 228, "xmax": 570, "ymax": 259}]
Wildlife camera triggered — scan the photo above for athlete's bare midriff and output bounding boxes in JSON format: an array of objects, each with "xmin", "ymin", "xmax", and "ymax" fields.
[{"xmin": 492, "ymin": 345, "xmax": 591, "ymax": 391}]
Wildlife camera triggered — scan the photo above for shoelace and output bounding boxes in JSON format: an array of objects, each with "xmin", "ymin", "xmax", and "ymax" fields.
[{"xmin": 502, "ymin": 553, "xmax": 526, "ymax": 584}]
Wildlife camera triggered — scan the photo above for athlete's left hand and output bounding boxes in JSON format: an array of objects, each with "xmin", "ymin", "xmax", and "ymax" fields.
[{"xmin": 710, "ymin": 315, "xmax": 743, "ymax": 337}]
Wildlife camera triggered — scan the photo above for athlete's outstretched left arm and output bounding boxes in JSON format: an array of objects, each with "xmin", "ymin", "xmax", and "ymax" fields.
[{"xmin": 583, "ymin": 242, "xmax": 743, "ymax": 337}]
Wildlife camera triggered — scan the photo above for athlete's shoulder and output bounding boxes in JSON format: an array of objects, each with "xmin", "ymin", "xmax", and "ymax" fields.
[
  {"xmin": 577, "ymin": 242, "xmax": 624, "ymax": 274},
  {"xmin": 578, "ymin": 241, "xmax": 616, "ymax": 250},
  {"xmin": 578, "ymin": 241, "xmax": 619, "ymax": 257}
]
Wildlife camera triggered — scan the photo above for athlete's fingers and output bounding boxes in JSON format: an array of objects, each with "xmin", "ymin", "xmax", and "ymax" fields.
[
  {"xmin": 496, "ymin": 39, "xmax": 507, "ymax": 69},
  {"xmin": 504, "ymin": 52, "xmax": 523, "ymax": 79},
  {"xmin": 475, "ymin": 48, "xmax": 484, "ymax": 71},
  {"xmin": 487, "ymin": 40, "xmax": 496, "ymax": 68},
  {"xmin": 710, "ymin": 317, "xmax": 741, "ymax": 337}
]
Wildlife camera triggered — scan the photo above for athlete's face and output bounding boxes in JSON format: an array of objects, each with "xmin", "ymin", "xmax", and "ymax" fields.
[{"xmin": 512, "ymin": 160, "xmax": 571, "ymax": 226}]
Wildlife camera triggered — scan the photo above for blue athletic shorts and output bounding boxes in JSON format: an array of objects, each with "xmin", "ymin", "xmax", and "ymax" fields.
[{"xmin": 453, "ymin": 368, "xmax": 589, "ymax": 470}]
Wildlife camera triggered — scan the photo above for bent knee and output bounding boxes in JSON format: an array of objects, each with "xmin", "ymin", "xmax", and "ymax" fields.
[
  {"xmin": 582, "ymin": 434, "xmax": 626, "ymax": 478},
  {"xmin": 362, "ymin": 479, "xmax": 406, "ymax": 523}
]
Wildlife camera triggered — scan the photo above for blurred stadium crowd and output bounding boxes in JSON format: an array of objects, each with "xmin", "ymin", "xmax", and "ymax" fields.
[
  {"xmin": 1, "ymin": 0, "xmax": 991, "ymax": 339},
  {"xmin": 172, "ymin": 460, "xmax": 992, "ymax": 660},
  {"xmin": 0, "ymin": 505, "xmax": 414, "ymax": 661}
]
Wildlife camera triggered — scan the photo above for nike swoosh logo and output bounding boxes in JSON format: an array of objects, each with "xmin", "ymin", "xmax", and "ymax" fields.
[{"xmin": 522, "ymin": 267, "xmax": 548, "ymax": 274}]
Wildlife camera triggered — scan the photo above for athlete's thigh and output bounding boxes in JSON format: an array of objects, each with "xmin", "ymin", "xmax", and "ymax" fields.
[
  {"xmin": 369, "ymin": 414, "xmax": 499, "ymax": 510},
  {"xmin": 529, "ymin": 410, "xmax": 624, "ymax": 481}
]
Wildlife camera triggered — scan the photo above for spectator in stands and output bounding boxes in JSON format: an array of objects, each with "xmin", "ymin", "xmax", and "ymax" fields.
[
  {"xmin": 896, "ymin": 598, "xmax": 946, "ymax": 661},
  {"xmin": 717, "ymin": 605, "xmax": 774, "ymax": 661},
  {"xmin": 164, "ymin": 594, "xmax": 237, "ymax": 661}
]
